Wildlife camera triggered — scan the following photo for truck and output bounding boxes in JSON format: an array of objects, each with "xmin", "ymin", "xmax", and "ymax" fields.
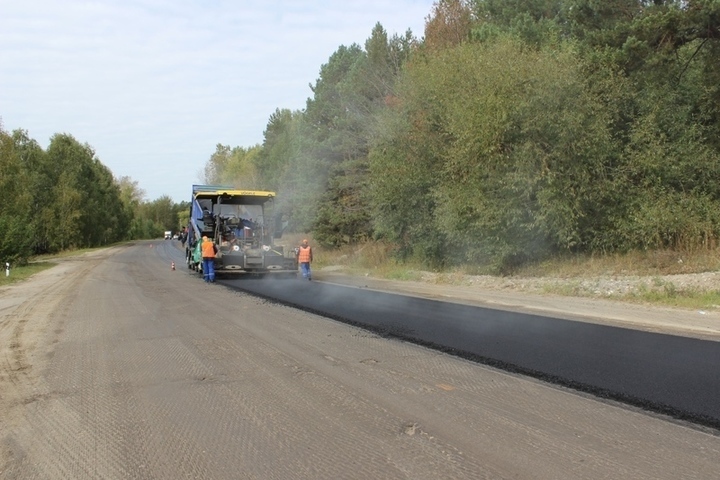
[{"xmin": 184, "ymin": 185, "xmax": 298, "ymax": 276}]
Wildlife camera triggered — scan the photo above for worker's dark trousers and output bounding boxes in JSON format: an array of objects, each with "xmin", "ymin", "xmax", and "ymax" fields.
[{"xmin": 203, "ymin": 258, "xmax": 215, "ymax": 282}]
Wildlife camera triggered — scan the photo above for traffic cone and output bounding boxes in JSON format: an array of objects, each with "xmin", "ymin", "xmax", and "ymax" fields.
[{"xmin": 171, "ymin": 261, "xmax": 176, "ymax": 271}]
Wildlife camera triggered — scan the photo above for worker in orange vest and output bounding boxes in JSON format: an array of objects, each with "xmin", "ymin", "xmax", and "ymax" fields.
[
  {"xmin": 201, "ymin": 236, "xmax": 218, "ymax": 282},
  {"xmin": 297, "ymin": 239, "xmax": 313, "ymax": 281}
]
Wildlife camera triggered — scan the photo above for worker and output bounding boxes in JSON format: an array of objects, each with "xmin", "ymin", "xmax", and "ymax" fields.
[
  {"xmin": 297, "ymin": 239, "xmax": 313, "ymax": 281},
  {"xmin": 201, "ymin": 235, "xmax": 217, "ymax": 283}
]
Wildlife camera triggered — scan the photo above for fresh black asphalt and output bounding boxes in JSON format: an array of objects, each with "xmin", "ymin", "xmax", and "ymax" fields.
[{"xmin": 217, "ymin": 274, "xmax": 720, "ymax": 431}]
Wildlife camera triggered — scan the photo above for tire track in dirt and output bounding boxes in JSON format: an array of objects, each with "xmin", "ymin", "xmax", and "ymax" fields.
[
  {"xmin": 2, "ymin": 260, "xmax": 97, "ymax": 387},
  {"xmin": 0, "ymin": 253, "xmax": 109, "ymax": 476}
]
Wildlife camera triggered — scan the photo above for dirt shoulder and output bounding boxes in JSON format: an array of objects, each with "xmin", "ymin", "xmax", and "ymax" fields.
[{"xmin": 316, "ymin": 269, "xmax": 720, "ymax": 341}]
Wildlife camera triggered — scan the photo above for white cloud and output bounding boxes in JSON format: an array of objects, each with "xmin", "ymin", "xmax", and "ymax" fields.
[{"xmin": 0, "ymin": 0, "xmax": 433, "ymax": 202}]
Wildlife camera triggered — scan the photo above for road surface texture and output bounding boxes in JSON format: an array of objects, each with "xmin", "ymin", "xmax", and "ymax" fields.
[
  {"xmin": 225, "ymin": 274, "xmax": 720, "ymax": 429},
  {"xmin": 0, "ymin": 241, "xmax": 718, "ymax": 479}
]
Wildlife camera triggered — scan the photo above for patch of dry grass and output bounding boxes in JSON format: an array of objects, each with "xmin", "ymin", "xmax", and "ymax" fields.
[
  {"xmin": 0, "ymin": 262, "xmax": 56, "ymax": 287},
  {"xmin": 317, "ymin": 241, "xmax": 720, "ymax": 279},
  {"xmin": 0, "ymin": 245, "xmax": 117, "ymax": 287},
  {"xmin": 314, "ymin": 241, "xmax": 401, "ymax": 272},
  {"xmin": 311, "ymin": 240, "xmax": 720, "ymax": 308},
  {"xmin": 500, "ymin": 249, "xmax": 720, "ymax": 278}
]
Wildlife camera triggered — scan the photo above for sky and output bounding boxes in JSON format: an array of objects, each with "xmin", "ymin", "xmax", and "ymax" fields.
[{"xmin": 0, "ymin": 0, "xmax": 434, "ymax": 203}]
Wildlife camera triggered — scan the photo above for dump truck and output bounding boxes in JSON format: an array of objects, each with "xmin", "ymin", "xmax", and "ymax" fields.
[{"xmin": 184, "ymin": 185, "xmax": 297, "ymax": 276}]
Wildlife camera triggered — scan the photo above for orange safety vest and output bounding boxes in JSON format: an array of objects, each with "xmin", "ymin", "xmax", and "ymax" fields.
[
  {"xmin": 297, "ymin": 245, "xmax": 312, "ymax": 263},
  {"xmin": 201, "ymin": 239, "xmax": 216, "ymax": 258}
]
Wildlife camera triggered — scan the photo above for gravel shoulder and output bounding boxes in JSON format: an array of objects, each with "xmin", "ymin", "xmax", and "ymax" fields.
[{"xmin": 317, "ymin": 268, "xmax": 720, "ymax": 341}]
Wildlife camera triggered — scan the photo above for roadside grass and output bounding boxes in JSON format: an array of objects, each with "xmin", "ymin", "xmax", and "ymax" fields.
[
  {"xmin": 34, "ymin": 247, "xmax": 98, "ymax": 260},
  {"xmin": 510, "ymin": 249, "xmax": 720, "ymax": 278},
  {"xmin": 535, "ymin": 278, "xmax": 720, "ymax": 309},
  {"xmin": 313, "ymin": 240, "xmax": 720, "ymax": 309},
  {"xmin": 0, "ymin": 246, "xmax": 108, "ymax": 287},
  {"xmin": 515, "ymin": 250, "xmax": 720, "ymax": 309},
  {"xmin": 312, "ymin": 240, "xmax": 425, "ymax": 281},
  {"xmin": 318, "ymin": 242, "xmax": 720, "ymax": 277},
  {"xmin": 630, "ymin": 284, "xmax": 720, "ymax": 310},
  {"xmin": 0, "ymin": 262, "xmax": 56, "ymax": 287}
]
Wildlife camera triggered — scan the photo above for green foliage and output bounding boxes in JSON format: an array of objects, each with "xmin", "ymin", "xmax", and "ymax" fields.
[
  {"xmin": 43, "ymin": 134, "xmax": 130, "ymax": 249},
  {"xmin": 204, "ymin": 143, "xmax": 262, "ymax": 188},
  {"xmin": 256, "ymin": 109, "xmax": 300, "ymax": 192},
  {"xmin": 0, "ymin": 261, "xmax": 55, "ymax": 286},
  {"xmin": 115, "ymin": 175, "xmax": 188, "ymax": 240},
  {"xmin": 248, "ymin": 25, "xmax": 417, "ymax": 239},
  {"xmin": 0, "ymin": 130, "xmax": 34, "ymax": 262},
  {"xmin": 0, "ymin": 127, "xmax": 144, "ymax": 259},
  {"xmin": 0, "ymin": 214, "xmax": 33, "ymax": 264},
  {"xmin": 312, "ymin": 158, "xmax": 373, "ymax": 246},
  {"xmin": 367, "ymin": 65, "xmax": 448, "ymax": 265},
  {"xmin": 193, "ymin": 25, "xmax": 419, "ymax": 240},
  {"xmin": 425, "ymin": 0, "xmax": 475, "ymax": 51},
  {"xmin": 305, "ymin": 27, "xmax": 418, "ymax": 245},
  {"xmin": 371, "ymin": 38, "xmax": 619, "ymax": 270},
  {"xmin": 138, "ymin": 195, "xmax": 184, "ymax": 237},
  {"xmin": 202, "ymin": 4, "xmax": 720, "ymax": 271},
  {"xmin": 255, "ymin": 109, "xmax": 314, "ymax": 231},
  {"xmin": 471, "ymin": 0, "xmax": 565, "ymax": 46},
  {"xmin": 176, "ymin": 201, "xmax": 190, "ymax": 232}
]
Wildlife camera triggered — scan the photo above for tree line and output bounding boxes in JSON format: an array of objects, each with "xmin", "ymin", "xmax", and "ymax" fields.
[
  {"xmin": 0, "ymin": 129, "xmax": 187, "ymax": 264},
  {"xmin": 204, "ymin": 0, "xmax": 720, "ymax": 272},
  {"xmin": 4, "ymin": 1, "xmax": 719, "ymax": 272}
]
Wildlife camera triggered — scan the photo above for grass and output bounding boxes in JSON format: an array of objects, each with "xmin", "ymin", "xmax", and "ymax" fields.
[
  {"xmin": 309, "ymin": 240, "xmax": 426, "ymax": 280},
  {"xmin": 508, "ymin": 249, "xmax": 720, "ymax": 278},
  {"xmin": 0, "ymin": 262, "xmax": 56, "ymax": 287},
  {"xmin": 513, "ymin": 250, "xmax": 720, "ymax": 309},
  {"xmin": 627, "ymin": 279, "xmax": 720, "ymax": 310},
  {"xmin": 309, "ymin": 240, "xmax": 720, "ymax": 309},
  {"xmin": 316, "ymin": 242, "xmax": 720, "ymax": 278},
  {"xmin": 0, "ymin": 246, "xmax": 107, "ymax": 287}
]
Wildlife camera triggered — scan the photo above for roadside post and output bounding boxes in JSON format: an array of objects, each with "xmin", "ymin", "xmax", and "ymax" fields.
[{"xmin": 5, "ymin": 262, "xmax": 9, "ymax": 277}]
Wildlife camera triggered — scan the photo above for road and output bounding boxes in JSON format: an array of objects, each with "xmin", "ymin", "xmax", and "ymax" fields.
[
  {"xmin": 0, "ymin": 241, "xmax": 718, "ymax": 479},
  {"xmin": 224, "ymin": 272, "xmax": 720, "ymax": 429}
]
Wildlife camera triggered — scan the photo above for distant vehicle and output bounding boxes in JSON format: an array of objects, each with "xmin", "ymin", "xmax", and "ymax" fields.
[
  {"xmin": 164, "ymin": 231, "xmax": 172, "ymax": 240},
  {"xmin": 184, "ymin": 185, "xmax": 297, "ymax": 276}
]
